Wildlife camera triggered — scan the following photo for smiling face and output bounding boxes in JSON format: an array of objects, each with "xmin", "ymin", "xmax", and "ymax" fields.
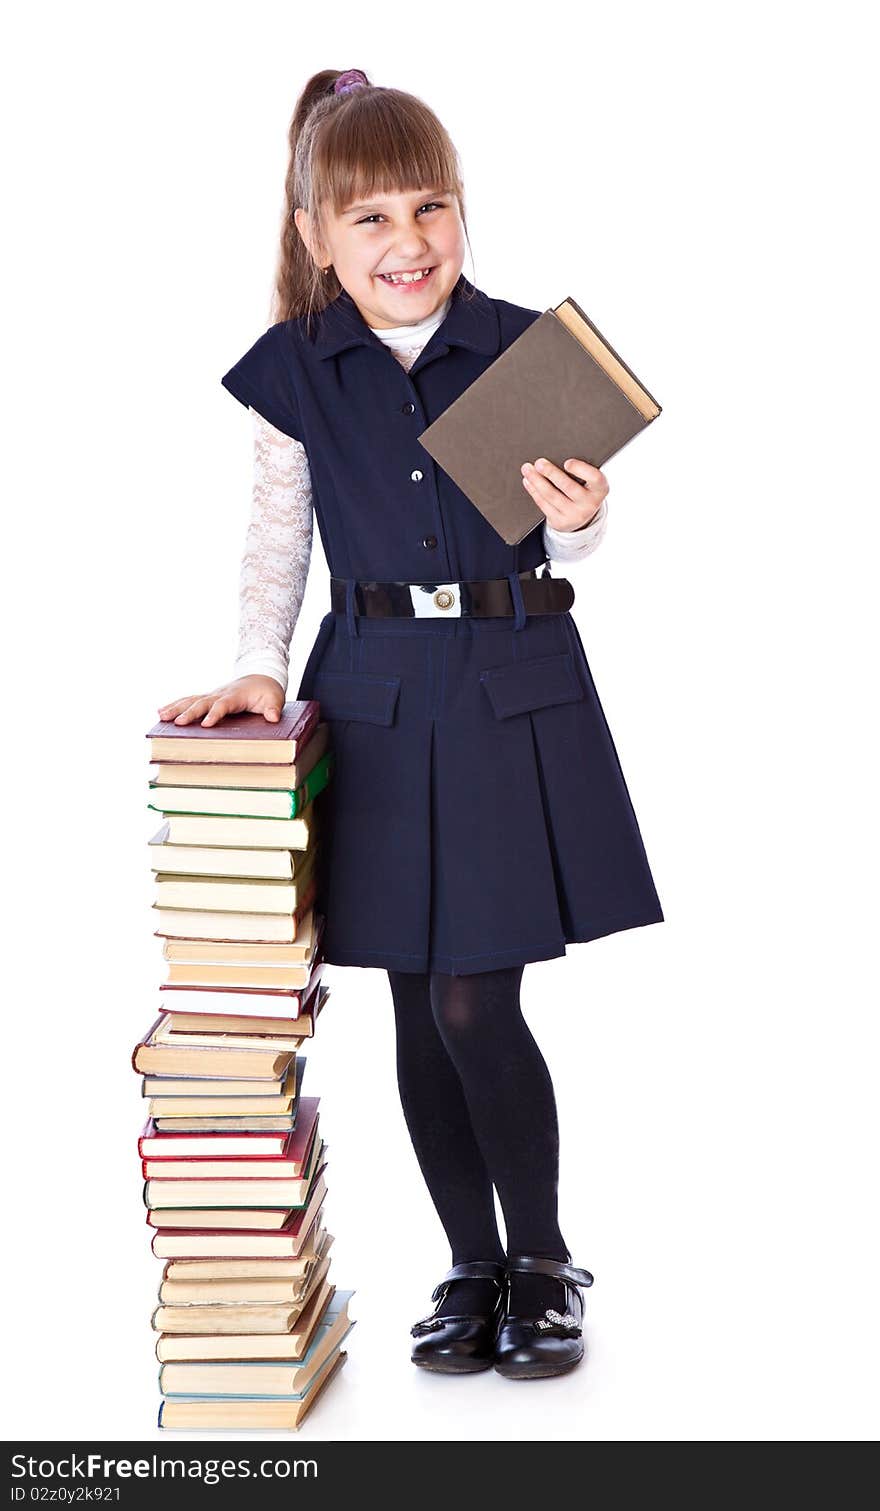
[{"xmin": 295, "ymin": 187, "xmax": 466, "ymax": 329}]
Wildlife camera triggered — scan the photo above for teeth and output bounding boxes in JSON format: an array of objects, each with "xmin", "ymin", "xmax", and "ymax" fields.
[{"xmin": 380, "ymin": 268, "xmax": 432, "ymax": 284}]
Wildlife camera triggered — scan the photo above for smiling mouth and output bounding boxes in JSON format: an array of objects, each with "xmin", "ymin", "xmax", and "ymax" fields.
[{"xmin": 376, "ymin": 266, "xmax": 436, "ymax": 286}]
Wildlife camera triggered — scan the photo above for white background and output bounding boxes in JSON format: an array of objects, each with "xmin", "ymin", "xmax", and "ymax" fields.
[{"xmin": 3, "ymin": 0, "xmax": 878, "ymax": 1443}]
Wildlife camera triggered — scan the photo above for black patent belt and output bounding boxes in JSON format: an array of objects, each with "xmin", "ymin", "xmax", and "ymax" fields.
[{"xmin": 330, "ymin": 568, "xmax": 575, "ymax": 619}]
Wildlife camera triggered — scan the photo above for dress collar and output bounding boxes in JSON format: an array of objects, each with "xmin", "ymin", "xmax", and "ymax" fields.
[
  {"xmin": 310, "ymin": 273, "xmax": 500, "ymax": 362},
  {"xmin": 368, "ymin": 293, "xmax": 452, "ymax": 344}
]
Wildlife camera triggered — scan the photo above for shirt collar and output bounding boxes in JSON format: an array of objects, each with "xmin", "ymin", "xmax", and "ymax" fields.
[{"xmin": 310, "ymin": 273, "xmax": 500, "ymax": 362}]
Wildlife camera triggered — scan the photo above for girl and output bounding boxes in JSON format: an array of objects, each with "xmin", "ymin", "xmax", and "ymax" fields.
[{"xmin": 159, "ymin": 68, "xmax": 663, "ymax": 1381}]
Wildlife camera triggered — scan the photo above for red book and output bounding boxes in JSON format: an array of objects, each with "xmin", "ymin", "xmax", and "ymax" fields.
[
  {"xmin": 140, "ymin": 1097, "xmax": 320, "ymax": 1167},
  {"xmin": 149, "ymin": 1180, "xmax": 328, "ymax": 1259},
  {"xmin": 146, "ymin": 702, "xmax": 319, "ymax": 765}
]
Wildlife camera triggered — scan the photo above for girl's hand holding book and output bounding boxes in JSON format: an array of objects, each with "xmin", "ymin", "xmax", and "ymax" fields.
[
  {"xmin": 157, "ymin": 674, "xmax": 284, "ymax": 728},
  {"xmin": 520, "ymin": 456, "xmax": 608, "ymax": 530}
]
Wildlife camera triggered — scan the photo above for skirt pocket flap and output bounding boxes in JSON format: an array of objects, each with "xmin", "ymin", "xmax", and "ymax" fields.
[
  {"xmin": 479, "ymin": 652, "xmax": 583, "ymax": 720},
  {"xmin": 312, "ymin": 669, "xmax": 401, "ymax": 726}
]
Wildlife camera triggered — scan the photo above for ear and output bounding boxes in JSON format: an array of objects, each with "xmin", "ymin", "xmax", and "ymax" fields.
[
  {"xmin": 292, "ymin": 207, "xmax": 311, "ymax": 253},
  {"xmin": 293, "ymin": 207, "xmax": 328, "ymax": 268}
]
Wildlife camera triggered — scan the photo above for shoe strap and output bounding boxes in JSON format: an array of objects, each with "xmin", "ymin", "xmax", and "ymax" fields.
[
  {"xmin": 431, "ymin": 1260, "xmax": 505, "ymax": 1302},
  {"xmin": 505, "ymin": 1254, "xmax": 594, "ymax": 1288}
]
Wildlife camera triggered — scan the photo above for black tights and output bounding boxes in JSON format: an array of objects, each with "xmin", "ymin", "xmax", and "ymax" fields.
[{"xmin": 388, "ymin": 964, "xmax": 570, "ymax": 1316}]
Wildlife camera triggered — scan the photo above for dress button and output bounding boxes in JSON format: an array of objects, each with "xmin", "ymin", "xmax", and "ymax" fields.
[
  {"xmin": 402, "ymin": 402, "xmax": 415, "ymax": 414},
  {"xmin": 410, "ymin": 469, "xmax": 424, "ymax": 482},
  {"xmin": 422, "ymin": 535, "xmax": 438, "ymax": 549}
]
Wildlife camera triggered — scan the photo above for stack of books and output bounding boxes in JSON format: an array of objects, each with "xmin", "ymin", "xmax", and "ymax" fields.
[{"xmin": 134, "ymin": 701, "xmax": 354, "ymax": 1431}]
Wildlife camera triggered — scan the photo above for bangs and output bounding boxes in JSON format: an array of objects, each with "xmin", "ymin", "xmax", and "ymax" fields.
[{"xmin": 312, "ymin": 88, "xmax": 462, "ymax": 216}]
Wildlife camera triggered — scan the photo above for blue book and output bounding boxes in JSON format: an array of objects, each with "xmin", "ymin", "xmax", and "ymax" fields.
[{"xmin": 159, "ymin": 1291, "xmax": 356, "ymax": 1401}]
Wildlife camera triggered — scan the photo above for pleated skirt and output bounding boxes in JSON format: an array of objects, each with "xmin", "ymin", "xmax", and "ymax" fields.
[{"xmin": 295, "ymin": 607, "xmax": 663, "ymax": 975}]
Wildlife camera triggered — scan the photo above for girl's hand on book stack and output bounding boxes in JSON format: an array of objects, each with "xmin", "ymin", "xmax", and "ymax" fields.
[
  {"xmin": 157, "ymin": 675, "xmax": 284, "ymax": 728},
  {"xmin": 521, "ymin": 456, "xmax": 608, "ymax": 530}
]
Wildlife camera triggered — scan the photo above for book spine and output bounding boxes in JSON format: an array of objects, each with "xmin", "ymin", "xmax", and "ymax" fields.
[
  {"xmin": 131, "ymin": 1011, "xmax": 165, "ymax": 1073},
  {"xmin": 294, "ymin": 877, "xmax": 317, "ymax": 925},
  {"xmin": 560, "ymin": 297, "xmax": 663, "ymax": 412},
  {"xmin": 293, "ymin": 705, "xmax": 319, "ymax": 758},
  {"xmin": 294, "ymin": 752, "xmax": 333, "ymax": 815}
]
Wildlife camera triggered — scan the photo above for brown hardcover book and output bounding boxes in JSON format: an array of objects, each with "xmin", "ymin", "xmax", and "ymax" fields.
[
  {"xmin": 149, "ymin": 722, "xmax": 330, "ymax": 789},
  {"xmin": 146, "ymin": 701, "xmax": 319, "ymax": 765},
  {"xmin": 161, "ymin": 953, "xmax": 317, "ymax": 986},
  {"xmin": 131, "ymin": 1011, "xmax": 299, "ymax": 1079},
  {"xmin": 151, "ymin": 1251, "xmax": 332, "ymax": 1334},
  {"xmin": 149, "ymin": 827, "xmax": 303, "ymax": 880},
  {"xmin": 161, "ymin": 912, "xmax": 321, "ymax": 965},
  {"xmin": 152, "ymin": 1015, "xmax": 309, "ymax": 1054},
  {"xmin": 160, "ymin": 1221, "xmax": 327, "ymax": 1282},
  {"xmin": 154, "ymin": 1275, "xmax": 336, "ymax": 1361},
  {"xmin": 146, "ymin": 1006, "xmax": 324, "ymax": 1110},
  {"xmin": 151, "ymin": 879, "xmax": 318, "ymax": 944},
  {"xmin": 157, "ymin": 1285, "xmax": 350, "ymax": 1388},
  {"xmin": 159, "ymin": 806, "xmax": 317, "ymax": 850},
  {"xmin": 153, "ymin": 1243, "xmax": 330, "ymax": 1328},
  {"xmin": 152, "ymin": 851, "xmax": 316, "ymax": 916},
  {"xmin": 417, "ymin": 295, "xmax": 662, "ymax": 545},
  {"xmin": 158, "ymin": 1231, "xmax": 333, "ymax": 1301},
  {"xmin": 155, "ymin": 961, "xmax": 323, "ymax": 1016}
]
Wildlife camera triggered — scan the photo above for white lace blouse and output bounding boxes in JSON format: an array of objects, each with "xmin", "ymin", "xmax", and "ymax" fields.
[{"xmin": 233, "ymin": 295, "xmax": 609, "ymax": 693}]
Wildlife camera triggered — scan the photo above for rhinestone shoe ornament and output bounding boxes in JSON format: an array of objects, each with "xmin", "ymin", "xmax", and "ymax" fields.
[{"xmin": 532, "ymin": 1307, "xmax": 582, "ymax": 1338}]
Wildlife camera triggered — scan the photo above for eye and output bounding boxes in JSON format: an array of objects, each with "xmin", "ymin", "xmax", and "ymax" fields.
[{"xmin": 356, "ymin": 201, "xmax": 446, "ymax": 225}]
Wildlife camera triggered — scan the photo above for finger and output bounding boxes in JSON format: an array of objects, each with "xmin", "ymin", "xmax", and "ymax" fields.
[
  {"xmin": 258, "ymin": 698, "xmax": 282, "ymax": 722},
  {"xmin": 200, "ymin": 694, "xmax": 245, "ymax": 728},
  {"xmin": 173, "ymin": 696, "xmax": 214, "ymax": 724},
  {"xmin": 528, "ymin": 456, "xmax": 602, "ymax": 506},
  {"xmin": 521, "ymin": 470, "xmax": 569, "ymax": 530},
  {"xmin": 524, "ymin": 469, "xmax": 605, "ymax": 531},
  {"xmin": 158, "ymin": 697, "xmax": 197, "ymax": 719},
  {"xmin": 562, "ymin": 458, "xmax": 609, "ymax": 500}
]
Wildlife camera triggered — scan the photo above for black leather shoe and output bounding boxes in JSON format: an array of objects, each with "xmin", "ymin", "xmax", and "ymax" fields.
[
  {"xmin": 410, "ymin": 1260, "xmax": 506, "ymax": 1374},
  {"xmin": 494, "ymin": 1254, "xmax": 594, "ymax": 1380}
]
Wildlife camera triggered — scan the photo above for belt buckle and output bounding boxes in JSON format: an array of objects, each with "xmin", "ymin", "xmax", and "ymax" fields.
[{"xmin": 409, "ymin": 582, "xmax": 462, "ymax": 618}]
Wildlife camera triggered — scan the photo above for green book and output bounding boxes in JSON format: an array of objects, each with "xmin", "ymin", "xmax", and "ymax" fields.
[{"xmin": 148, "ymin": 751, "xmax": 333, "ymax": 819}]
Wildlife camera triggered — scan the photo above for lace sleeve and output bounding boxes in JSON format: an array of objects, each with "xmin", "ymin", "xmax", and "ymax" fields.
[
  {"xmin": 232, "ymin": 408, "xmax": 314, "ymax": 695},
  {"xmin": 543, "ymin": 497, "xmax": 608, "ymax": 563}
]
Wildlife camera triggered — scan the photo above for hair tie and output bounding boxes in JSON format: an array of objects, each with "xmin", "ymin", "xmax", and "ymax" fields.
[{"xmin": 333, "ymin": 68, "xmax": 369, "ymax": 95}]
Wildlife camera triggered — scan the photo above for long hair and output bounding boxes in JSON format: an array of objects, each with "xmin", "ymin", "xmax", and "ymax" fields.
[{"xmin": 272, "ymin": 69, "xmax": 474, "ymax": 334}]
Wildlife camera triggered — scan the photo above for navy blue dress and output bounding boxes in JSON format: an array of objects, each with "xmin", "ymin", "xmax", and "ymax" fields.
[{"xmin": 221, "ymin": 273, "xmax": 663, "ymax": 975}]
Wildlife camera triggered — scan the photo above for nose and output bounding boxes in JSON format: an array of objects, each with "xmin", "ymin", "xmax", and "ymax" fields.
[{"xmin": 393, "ymin": 232, "xmax": 431, "ymax": 260}]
